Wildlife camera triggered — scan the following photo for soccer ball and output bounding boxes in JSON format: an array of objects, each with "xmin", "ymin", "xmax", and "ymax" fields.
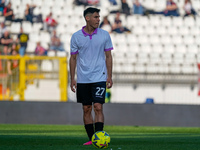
[{"xmin": 92, "ymin": 131, "xmax": 110, "ymax": 149}]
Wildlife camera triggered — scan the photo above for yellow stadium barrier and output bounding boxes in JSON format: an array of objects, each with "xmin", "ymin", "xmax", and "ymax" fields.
[{"xmin": 0, "ymin": 55, "xmax": 68, "ymax": 102}]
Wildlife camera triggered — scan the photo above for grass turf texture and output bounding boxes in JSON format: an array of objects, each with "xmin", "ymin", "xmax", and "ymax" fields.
[{"xmin": 0, "ymin": 124, "xmax": 200, "ymax": 150}]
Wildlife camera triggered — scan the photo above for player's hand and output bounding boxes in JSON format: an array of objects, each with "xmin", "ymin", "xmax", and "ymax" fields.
[
  {"xmin": 106, "ymin": 78, "xmax": 113, "ymax": 89},
  {"xmin": 70, "ymin": 79, "xmax": 77, "ymax": 93}
]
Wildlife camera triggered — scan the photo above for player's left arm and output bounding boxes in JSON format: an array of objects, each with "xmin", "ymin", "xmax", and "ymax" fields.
[{"xmin": 105, "ymin": 50, "xmax": 113, "ymax": 89}]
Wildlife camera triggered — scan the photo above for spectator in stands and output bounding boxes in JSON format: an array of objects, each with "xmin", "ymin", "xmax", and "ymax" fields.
[
  {"xmin": 44, "ymin": 12, "xmax": 58, "ymax": 33},
  {"xmin": 1, "ymin": 30, "xmax": 13, "ymax": 48},
  {"xmin": 109, "ymin": 0, "xmax": 117, "ymax": 5},
  {"xmin": 0, "ymin": 22, "xmax": 7, "ymax": 38},
  {"xmin": 74, "ymin": 0, "xmax": 88, "ymax": 6},
  {"xmin": 0, "ymin": 0, "xmax": 5, "ymax": 14},
  {"xmin": 112, "ymin": 21, "xmax": 131, "ymax": 33},
  {"xmin": 9, "ymin": 42, "xmax": 20, "ymax": 53},
  {"xmin": 35, "ymin": 42, "xmax": 47, "ymax": 56},
  {"xmin": 183, "ymin": 0, "xmax": 197, "ymax": 18},
  {"xmin": 87, "ymin": 0, "xmax": 100, "ymax": 6},
  {"xmin": 112, "ymin": 12, "xmax": 122, "ymax": 30},
  {"xmin": 3, "ymin": 2, "xmax": 14, "ymax": 21},
  {"xmin": 25, "ymin": 4, "xmax": 36, "ymax": 24},
  {"xmin": 133, "ymin": 0, "xmax": 144, "ymax": 15},
  {"xmin": 49, "ymin": 30, "xmax": 65, "ymax": 52},
  {"xmin": 164, "ymin": 0, "xmax": 180, "ymax": 16},
  {"xmin": 7, "ymin": 49, "xmax": 18, "ymax": 75},
  {"xmin": 99, "ymin": 16, "xmax": 112, "ymax": 33},
  {"xmin": 17, "ymin": 27, "xmax": 29, "ymax": 56},
  {"xmin": 121, "ymin": 0, "xmax": 131, "ymax": 16},
  {"xmin": 147, "ymin": 0, "xmax": 180, "ymax": 17}
]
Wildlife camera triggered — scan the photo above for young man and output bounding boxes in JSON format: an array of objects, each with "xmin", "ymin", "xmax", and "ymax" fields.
[{"xmin": 69, "ymin": 7, "xmax": 113, "ymax": 145}]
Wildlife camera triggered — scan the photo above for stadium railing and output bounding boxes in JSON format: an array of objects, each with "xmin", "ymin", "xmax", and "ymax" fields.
[{"xmin": 0, "ymin": 55, "xmax": 67, "ymax": 101}]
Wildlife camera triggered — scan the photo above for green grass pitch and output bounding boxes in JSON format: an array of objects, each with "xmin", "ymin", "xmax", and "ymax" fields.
[{"xmin": 0, "ymin": 124, "xmax": 200, "ymax": 150}]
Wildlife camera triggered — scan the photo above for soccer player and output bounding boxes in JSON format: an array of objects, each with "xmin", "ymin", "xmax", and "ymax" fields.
[{"xmin": 69, "ymin": 7, "xmax": 113, "ymax": 145}]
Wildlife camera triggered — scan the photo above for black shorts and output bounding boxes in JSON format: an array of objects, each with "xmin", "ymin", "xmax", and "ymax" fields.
[{"xmin": 77, "ymin": 82, "xmax": 106, "ymax": 105}]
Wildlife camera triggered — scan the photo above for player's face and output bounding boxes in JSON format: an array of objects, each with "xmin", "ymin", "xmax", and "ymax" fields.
[{"xmin": 89, "ymin": 12, "xmax": 100, "ymax": 29}]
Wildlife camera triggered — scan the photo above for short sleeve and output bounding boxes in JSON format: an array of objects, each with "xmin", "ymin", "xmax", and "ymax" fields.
[
  {"xmin": 70, "ymin": 34, "xmax": 79, "ymax": 55},
  {"xmin": 104, "ymin": 31, "xmax": 113, "ymax": 51}
]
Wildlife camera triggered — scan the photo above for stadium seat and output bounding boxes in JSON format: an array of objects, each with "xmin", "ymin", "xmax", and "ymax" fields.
[
  {"xmin": 29, "ymin": 32, "xmax": 40, "ymax": 43},
  {"xmin": 138, "ymin": 16, "xmax": 149, "ymax": 26},
  {"xmin": 32, "ymin": 23, "xmax": 43, "ymax": 33},
  {"xmin": 171, "ymin": 35, "xmax": 183, "ymax": 45},
  {"xmin": 125, "ymin": 52, "xmax": 137, "ymax": 64},
  {"xmin": 52, "ymin": 5, "xmax": 63, "ymax": 17},
  {"xmin": 57, "ymin": 51, "xmax": 67, "ymax": 57},
  {"xmin": 10, "ymin": 0, "xmax": 21, "ymax": 7},
  {"xmin": 122, "ymin": 63, "xmax": 134, "ymax": 73},
  {"xmin": 178, "ymin": 26, "xmax": 189, "ymax": 36},
  {"xmin": 183, "ymin": 35, "xmax": 195, "ymax": 45},
  {"xmin": 134, "ymin": 64, "xmax": 146, "ymax": 73},
  {"xmin": 146, "ymin": 64, "xmax": 158, "ymax": 73},
  {"xmin": 22, "ymin": 21, "xmax": 32, "ymax": 34},
  {"xmin": 195, "ymin": 35, "xmax": 200, "ymax": 45},
  {"xmin": 145, "ymin": 25, "xmax": 156, "ymax": 35},
  {"xmin": 40, "ymin": 32, "xmax": 51, "ymax": 43},
  {"xmin": 40, "ymin": 6, "xmax": 51, "ymax": 17},
  {"xmin": 138, "ymin": 35, "xmax": 149, "ymax": 45},
  {"xmin": 149, "ymin": 15, "xmax": 160, "ymax": 27},
  {"xmin": 192, "ymin": 0, "xmax": 200, "ymax": 11},
  {"xmin": 60, "ymin": 34, "xmax": 71, "ymax": 45},
  {"xmin": 128, "ymin": 44, "xmax": 140, "ymax": 53},
  {"xmin": 160, "ymin": 16, "xmax": 172, "ymax": 27},
  {"xmin": 73, "ymin": 6, "xmax": 85, "ymax": 17},
  {"xmin": 114, "ymin": 34, "xmax": 127, "ymax": 46},
  {"xmin": 167, "ymin": 26, "xmax": 178, "ymax": 36},
  {"xmin": 56, "ymin": 25, "xmax": 66, "ymax": 35},
  {"xmin": 32, "ymin": 0, "xmax": 43, "ymax": 7},
  {"xmin": 10, "ymin": 22, "xmax": 21, "ymax": 34},
  {"xmin": 190, "ymin": 26, "xmax": 200, "ymax": 36},
  {"xmin": 58, "ymin": 15, "xmax": 70, "ymax": 25},
  {"xmin": 172, "ymin": 16, "xmax": 183, "ymax": 27},
  {"xmin": 43, "ymin": 0, "xmax": 54, "ymax": 7},
  {"xmin": 21, "ymin": 0, "xmax": 32, "ymax": 5},
  {"xmin": 132, "ymin": 26, "xmax": 144, "ymax": 35},
  {"xmin": 149, "ymin": 52, "xmax": 161, "ymax": 64},
  {"xmin": 149, "ymin": 35, "xmax": 160, "ymax": 45},
  {"xmin": 127, "ymin": 16, "xmax": 138, "ymax": 29},
  {"xmin": 142, "ymin": 0, "xmax": 156, "ymax": 10},
  {"xmin": 32, "ymin": 7, "xmax": 41, "ymax": 16},
  {"xmin": 47, "ymin": 51, "xmax": 56, "ymax": 57},
  {"xmin": 183, "ymin": 17, "xmax": 195, "ymax": 27},
  {"xmin": 156, "ymin": 26, "xmax": 167, "ymax": 35},
  {"xmin": 161, "ymin": 45, "xmax": 174, "ymax": 64},
  {"xmin": 170, "ymin": 64, "xmax": 181, "ymax": 74},
  {"xmin": 160, "ymin": 35, "xmax": 172, "ymax": 45},
  {"xmin": 173, "ymin": 53, "xmax": 185, "ymax": 65},
  {"xmin": 182, "ymin": 64, "xmax": 195, "ymax": 74},
  {"xmin": 41, "ymin": 60, "xmax": 53, "ymax": 71},
  {"xmin": 55, "ymin": 0, "xmax": 65, "ymax": 7},
  {"xmin": 27, "ymin": 41, "xmax": 36, "ymax": 53},
  {"xmin": 154, "ymin": 0, "xmax": 166, "ymax": 11},
  {"xmin": 126, "ymin": 34, "xmax": 138, "ymax": 45},
  {"xmin": 158, "ymin": 64, "xmax": 169, "ymax": 73}
]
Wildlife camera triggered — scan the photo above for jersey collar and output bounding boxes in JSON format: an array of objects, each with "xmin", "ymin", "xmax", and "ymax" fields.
[{"xmin": 82, "ymin": 26, "xmax": 98, "ymax": 39}]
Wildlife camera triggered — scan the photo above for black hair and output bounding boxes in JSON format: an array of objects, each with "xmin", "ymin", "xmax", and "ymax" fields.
[{"xmin": 83, "ymin": 7, "xmax": 100, "ymax": 18}]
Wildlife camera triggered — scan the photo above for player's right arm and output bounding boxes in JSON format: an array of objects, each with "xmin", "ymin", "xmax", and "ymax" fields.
[{"xmin": 69, "ymin": 54, "xmax": 77, "ymax": 93}]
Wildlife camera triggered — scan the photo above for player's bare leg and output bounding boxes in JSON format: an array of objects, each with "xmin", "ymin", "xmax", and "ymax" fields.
[
  {"xmin": 83, "ymin": 105, "xmax": 94, "ymax": 145},
  {"xmin": 94, "ymin": 103, "xmax": 104, "ymax": 132},
  {"xmin": 83, "ymin": 105, "xmax": 93, "ymax": 124}
]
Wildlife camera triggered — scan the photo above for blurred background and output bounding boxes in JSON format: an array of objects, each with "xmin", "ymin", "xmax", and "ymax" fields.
[{"xmin": 0, "ymin": 0, "xmax": 200, "ymax": 106}]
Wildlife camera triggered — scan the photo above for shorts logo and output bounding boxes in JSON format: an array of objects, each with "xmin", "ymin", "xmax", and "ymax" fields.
[{"xmin": 95, "ymin": 87, "xmax": 105, "ymax": 98}]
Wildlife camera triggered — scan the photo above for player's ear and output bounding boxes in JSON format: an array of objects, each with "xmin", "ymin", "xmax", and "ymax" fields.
[{"xmin": 85, "ymin": 15, "xmax": 90, "ymax": 22}]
